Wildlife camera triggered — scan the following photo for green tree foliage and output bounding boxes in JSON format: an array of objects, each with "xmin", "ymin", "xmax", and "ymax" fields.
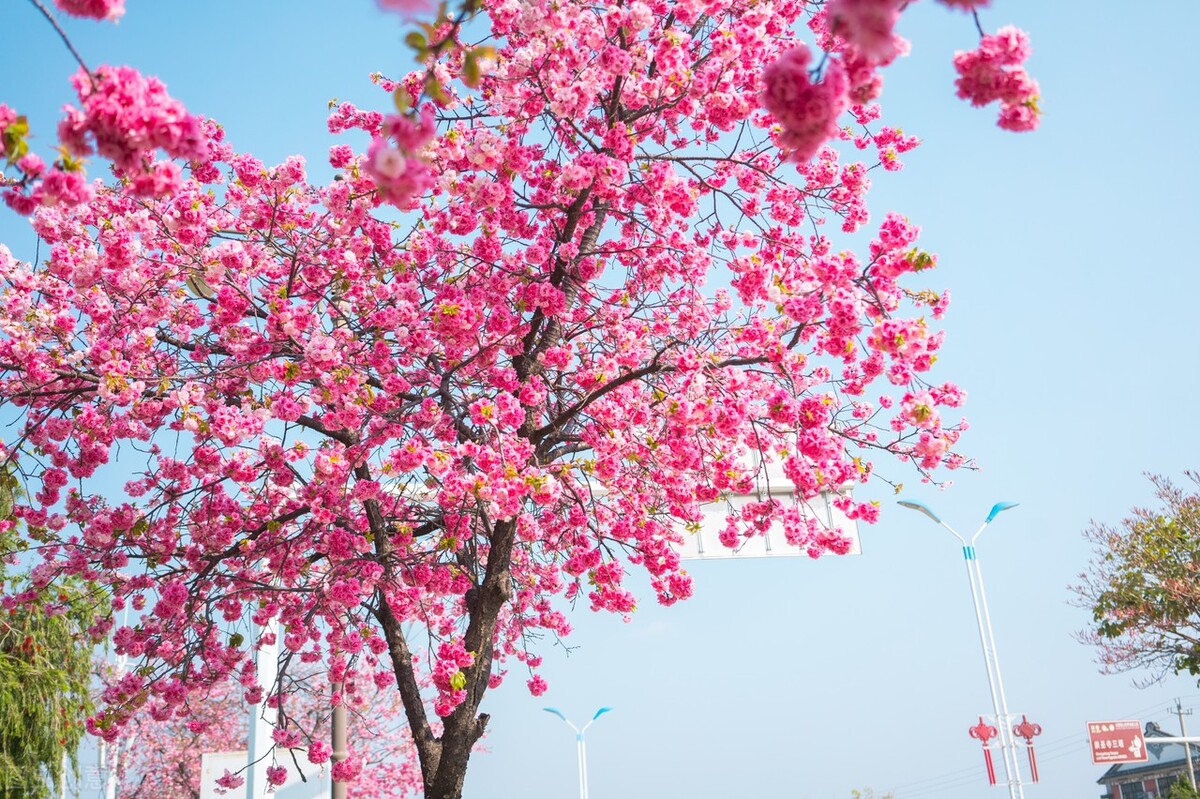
[
  {"xmin": 0, "ymin": 467, "xmax": 95, "ymax": 799},
  {"xmin": 1167, "ymin": 779, "xmax": 1200, "ymax": 799},
  {"xmin": 1076, "ymin": 473, "xmax": 1200, "ymax": 679}
]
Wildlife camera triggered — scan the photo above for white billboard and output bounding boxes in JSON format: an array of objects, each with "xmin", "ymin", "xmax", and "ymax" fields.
[
  {"xmin": 676, "ymin": 458, "xmax": 861, "ymax": 560},
  {"xmin": 199, "ymin": 751, "xmax": 330, "ymax": 799}
]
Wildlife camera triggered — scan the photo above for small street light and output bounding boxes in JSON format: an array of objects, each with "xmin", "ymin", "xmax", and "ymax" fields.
[
  {"xmin": 544, "ymin": 707, "xmax": 612, "ymax": 799},
  {"xmin": 898, "ymin": 500, "xmax": 1029, "ymax": 799}
]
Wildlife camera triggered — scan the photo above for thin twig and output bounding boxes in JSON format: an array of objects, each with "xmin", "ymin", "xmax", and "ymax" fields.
[
  {"xmin": 971, "ymin": 9, "xmax": 986, "ymax": 38},
  {"xmin": 27, "ymin": 0, "xmax": 94, "ymax": 78}
]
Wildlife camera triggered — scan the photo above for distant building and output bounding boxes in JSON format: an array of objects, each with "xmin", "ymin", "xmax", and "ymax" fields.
[{"xmin": 1098, "ymin": 722, "xmax": 1200, "ymax": 798}]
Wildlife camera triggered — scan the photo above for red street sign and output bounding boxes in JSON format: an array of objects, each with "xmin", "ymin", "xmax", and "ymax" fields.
[{"xmin": 1087, "ymin": 720, "xmax": 1148, "ymax": 765}]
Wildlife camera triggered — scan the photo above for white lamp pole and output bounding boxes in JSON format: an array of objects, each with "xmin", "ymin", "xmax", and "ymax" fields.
[
  {"xmin": 544, "ymin": 707, "xmax": 612, "ymax": 799},
  {"xmin": 898, "ymin": 500, "xmax": 1025, "ymax": 799},
  {"xmin": 245, "ymin": 618, "xmax": 279, "ymax": 798}
]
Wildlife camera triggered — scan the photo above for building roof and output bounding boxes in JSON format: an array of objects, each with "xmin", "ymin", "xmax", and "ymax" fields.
[{"xmin": 1098, "ymin": 722, "xmax": 1200, "ymax": 783}]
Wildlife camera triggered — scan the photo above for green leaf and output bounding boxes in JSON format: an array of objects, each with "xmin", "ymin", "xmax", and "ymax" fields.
[
  {"xmin": 3, "ymin": 116, "xmax": 29, "ymax": 165},
  {"xmin": 394, "ymin": 86, "xmax": 413, "ymax": 114},
  {"xmin": 405, "ymin": 31, "xmax": 428, "ymax": 55},
  {"xmin": 425, "ymin": 75, "xmax": 450, "ymax": 105},
  {"xmin": 462, "ymin": 51, "xmax": 482, "ymax": 89}
]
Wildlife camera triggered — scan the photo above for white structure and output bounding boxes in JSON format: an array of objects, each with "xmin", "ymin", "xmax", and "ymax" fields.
[
  {"xmin": 681, "ymin": 457, "xmax": 860, "ymax": 560},
  {"xmin": 199, "ymin": 751, "xmax": 330, "ymax": 799},
  {"xmin": 245, "ymin": 618, "xmax": 279, "ymax": 799}
]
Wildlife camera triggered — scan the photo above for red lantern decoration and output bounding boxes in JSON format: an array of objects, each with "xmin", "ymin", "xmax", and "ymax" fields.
[
  {"xmin": 969, "ymin": 716, "xmax": 1000, "ymax": 785},
  {"xmin": 1012, "ymin": 715, "xmax": 1044, "ymax": 783}
]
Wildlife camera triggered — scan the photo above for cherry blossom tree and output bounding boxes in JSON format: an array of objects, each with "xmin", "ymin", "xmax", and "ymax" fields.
[
  {"xmin": 0, "ymin": 0, "xmax": 1039, "ymax": 797},
  {"xmin": 106, "ymin": 669, "xmax": 420, "ymax": 798}
]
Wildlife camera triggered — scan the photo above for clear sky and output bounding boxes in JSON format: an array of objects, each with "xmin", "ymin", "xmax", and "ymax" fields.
[{"xmin": 4, "ymin": 2, "xmax": 1200, "ymax": 798}]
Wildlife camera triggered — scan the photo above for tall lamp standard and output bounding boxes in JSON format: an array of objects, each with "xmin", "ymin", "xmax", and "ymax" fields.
[
  {"xmin": 543, "ymin": 707, "xmax": 612, "ymax": 799},
  {"xmin": 898, "ymin": 500, "xmax": 1025, "ymax": 799}
]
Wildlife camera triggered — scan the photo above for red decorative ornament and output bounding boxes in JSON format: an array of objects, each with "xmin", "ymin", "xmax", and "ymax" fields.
[
  {"xmin": 1012, "ymin": 715, "xmax": 1044, "ymax": 783},
  {"xmin": 969, "ymin": 716, "xmax": 999, "ymax": 785}
]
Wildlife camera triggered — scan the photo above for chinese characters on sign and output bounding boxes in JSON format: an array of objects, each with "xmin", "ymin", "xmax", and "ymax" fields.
[{"xmin": 1087, "ymin": 720, "xmax": 1148, "ymax": 765}]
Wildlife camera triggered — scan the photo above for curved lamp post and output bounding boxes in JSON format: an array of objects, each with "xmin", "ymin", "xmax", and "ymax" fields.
[
  {"xmin": 898, "ymin": 500, "xmax": 1024, "ymax": 799},
  {"xmin": 544, "ymin": 707, "xmax": 612, "ymax": 799}
]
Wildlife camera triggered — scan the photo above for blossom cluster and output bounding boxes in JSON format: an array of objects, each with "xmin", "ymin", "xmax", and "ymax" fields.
[
  {"xmin": 60, "ymin": 65, "xmax": 206, "ymax": 172},
  {"xmin": 766, "ymin": 0, "xmax": 1038, "ymax": 152},
  {"xmin": 761, "ymin": 46, "xmax": 849, "ymax": 163},
  {"xmin": 825, "ymin": 0, "xmax": 905, "ymax": 65},
  {"xmin": 53, "ymin": 0, "xmax": 125, "ymax": 21},
  {"xmin": 362, "ymin": 108, "xmax": 438, "ymax": 208},
  {"xmin": 953, "ymin": 26, "xmax": 1041, "ymax": 131}
]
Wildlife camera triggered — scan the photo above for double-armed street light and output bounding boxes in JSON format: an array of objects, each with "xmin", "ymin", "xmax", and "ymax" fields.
[
  {"xmin": 544, "ymin": 707, "xmax": 612, "ymax": 799},
  {"xmin": 898, "ymin": 499, "xmax": 1028, "ymax": 799}
]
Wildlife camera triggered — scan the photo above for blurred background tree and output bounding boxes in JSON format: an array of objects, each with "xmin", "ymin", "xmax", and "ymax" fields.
[{"xmin": 0, "ymin": 466, "xmax": 95, "ymax": 799}]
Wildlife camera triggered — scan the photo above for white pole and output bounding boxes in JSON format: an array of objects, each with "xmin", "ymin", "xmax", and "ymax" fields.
[
  {"xmin": 332, "ymin": 684, "xmax": 348, "ymax": 799},
  {"xmin": 545, "ymin": 707, "xmax": 609, "ymax": 799},
  {"xmin": 245, "ymin": 619, "xmax": 278, "ymax": 798},
  {"xmin": 971, "ymin": 550, "xmax": 1024, "ymax": 799},
  {"xmin": 103, "ymin": 740, "xmax": 117, "ymax": 799},
  {"xmin": 950, "ymin": 532, "xmax": 1017, "ymax": 791},
  {"xmin": 901, "ymin": 501, "xmax": 1025, "ymax": 799},
  {"xmin": 104, "ymin": 619, "xmax": 127, "ymax": 799},
  {"xmin": 576, "ymin": 735, "xmax": 586, "ymax": 799}
]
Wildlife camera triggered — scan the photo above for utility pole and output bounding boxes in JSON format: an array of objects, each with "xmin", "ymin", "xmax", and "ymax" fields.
[{"xmin": 1176, "ymin": 699, "xmax": 1197, "ymax": 789}]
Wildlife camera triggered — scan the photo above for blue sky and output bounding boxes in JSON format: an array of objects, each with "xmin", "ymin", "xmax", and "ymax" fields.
[{"xmin": 5, "ymin": 1, "xmax": 1200, "ymax": 798}]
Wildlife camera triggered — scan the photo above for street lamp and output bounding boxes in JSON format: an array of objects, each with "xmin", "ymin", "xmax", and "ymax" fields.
[
  {"xmin": 898, "ymin": 500, "xmax": 1025, "ymax": 799},
  {"xmin": 544, "ymin": 707, "xmax": 612, "ymax": 799}
]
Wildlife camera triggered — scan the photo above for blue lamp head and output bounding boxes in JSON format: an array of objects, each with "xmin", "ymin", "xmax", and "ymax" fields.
[
  {"xmin": 592, "ymin": 707, "xmax": 613, "ymax": 720},
  {"xmin": 985, "ymin": 502, "xmax": 1019, "ymax": 524},
  {"xmin": 897, "ymin": 500, "xmax": 942, "ymax": 524},
  {"xmin": 543, "ymin": 707, "xmax": 568, "ymax": 722}
]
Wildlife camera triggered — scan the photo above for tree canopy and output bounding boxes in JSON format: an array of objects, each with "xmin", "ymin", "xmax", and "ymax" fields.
[
  {"xmin": 1, "ymin": 0, "xmax": 1038, "ymax": 796},
  {"xmin": 1076, "ymin": 473, "xmax": 1200, "ymax": 680},
  {"xmin": 0, "ymin": 468, "xmax": 94, "ymax": 799}
]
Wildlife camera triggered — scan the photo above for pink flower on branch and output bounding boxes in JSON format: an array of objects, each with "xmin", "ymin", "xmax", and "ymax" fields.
[
  {"xmin": 953, "ymin": 26, "xmax": 1041, "ymax": 131},
  {"xmin": 376, "ymin": 0, "xmax": 435, "ymax": 17},
  {"xmin": 53, "ymin": 0, "xmax": 125, "ymax": 21},
  {"xmin": 60, "ymin": 65, "xmax": 206, "ymax": 171},
  {"xmin": 761, "ymin": 46, "xmax": 850, "ymax": 163},
  {"xmin": 362, "ymin": 108, "xmax": 437, "ymax": 208},
  {"xmin": 825, "ymin": 0, "xmax": 905, "ymax": 65},
  {"xmin": 937, "ymin": 0, "xmax": 990, "ymax": 9}
]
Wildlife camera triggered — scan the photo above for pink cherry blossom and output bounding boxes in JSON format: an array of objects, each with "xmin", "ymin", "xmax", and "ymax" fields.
[
  {"xmin": 361, "ymin": 109, "xmax": 437, "ymax": 207},
  {"xmin": 60, "ymin": 65, "xmax": 206, "ymax": 171},
  {"xmin": 376, "ymin": 0, "xmax": 433, "ymax": 17},
  {"xmin": 53, "ymin": 0, "xmax": 125, "ymax": 21},
  {"xmin": 761, "ymin": 46, "xmax": 850, "ymax": 163},
  {"xmin": 937, "ymin": 0, "xmax": 990, "ymax": 9},
  {"xmin": 103, "ymin": 666, "xmax": 422, "ymax": 797},
  {"xmin": 953, "ymin": 26, "xmax": 1041, "ymax": 131},
  {"xmin": 825, "ymin": 0, "xmax": 904, "ymax": 65}
]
